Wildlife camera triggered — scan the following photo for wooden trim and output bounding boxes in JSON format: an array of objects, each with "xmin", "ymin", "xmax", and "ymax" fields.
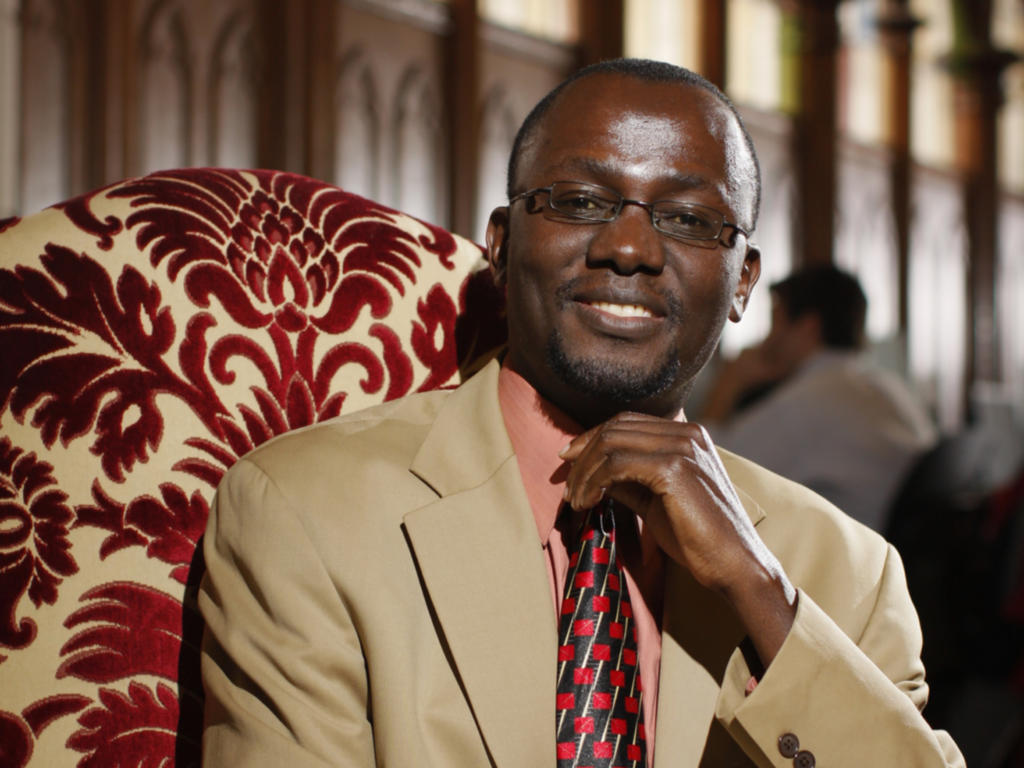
[
  {"xmin": 342, "ymin": 0, "xmax": 450, "ymax": 34},
  {"xmin": 699, "ymin": 0, "xmax": 727, "ymax": 88},
  {"xmin": 304, "ymin": 0, "xmax": 337, "ymax": 179},
  {"xmin": 577, "ymin": 0, "xmax": 623, "ymax": 67},
  {"xmin": 256, "ymin": 0, "xmax": 291, "ymax": 171},
  {"xmin": 788, "ymin": 0, "xmax": 840, "ymax": 266},
  {"xmin": 878, "ymin": 0, "xmax": 920, "ymax": 334},
  {"xmin": 955, "ymin": 76, "xmax": 1003, "ymax": 391},
  {"xmin": 944, "ymin": 0, "xmax": 1018, "ymax": 401},
  {"xmin": 67, "ymin": 1, "xmax": 98, "ymax": 195},
  {"xmin": 479, "ymin": 21, "xmax": 576, "ymax": 69},
  {"xmin": 445, "ymin": 0, "xmax": 478, "ymax": 236}
]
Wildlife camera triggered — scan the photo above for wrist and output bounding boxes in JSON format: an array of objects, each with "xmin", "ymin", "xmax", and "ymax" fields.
[{"xmin": 724, "ymin": 560, "xmax": 797, "ymax": 667}]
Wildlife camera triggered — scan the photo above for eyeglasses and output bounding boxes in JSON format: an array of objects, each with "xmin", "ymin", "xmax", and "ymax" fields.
[{"xmin": 508, "ymin": 181, "xmax": 750, "ymax": 249}]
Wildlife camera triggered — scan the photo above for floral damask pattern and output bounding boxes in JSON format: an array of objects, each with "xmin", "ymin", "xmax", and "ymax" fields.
[
  {"xmin": 0, "ymin": 438, "xmax": 78, "ymax": 654},
  {"xmin": 0, "ymin": 168, "xmax": 505, "ymax": 767}
]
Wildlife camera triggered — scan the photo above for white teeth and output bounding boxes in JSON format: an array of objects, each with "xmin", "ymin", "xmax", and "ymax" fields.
[{"xmin": 589, "ymin": 301, "xmax": 654, "ymax": 318}]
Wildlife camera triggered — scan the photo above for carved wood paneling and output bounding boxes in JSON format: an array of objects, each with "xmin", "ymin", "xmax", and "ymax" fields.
[
  {"xmin": 134, "ymin": 0, "xmax": 260, "ymax": 175},
  {"xmin": 19, "ymin": 0, "xmax": 71, "ymax": 214},
  {"xmin": 475, "ymin": 29, "xmax": 573, "ymax": 238},
  {"xmin": 5, "ymin": 0, "xmax": 1019, "ymax": 429},
  {"xmin": 719, "ymin": 105, "xmax": 796, "ymax": 356},
  {"xmin": 335, "ymin": 48, "xmax": 381, "ymax": 201},
  {"xmin": 908, "ymin": 168, "xmax": 968, "ymax": 430},
  {"xmin": 393, "ymin": 64, "xmax": 445, "ymax": 225},
  {"xmin": 137, "ymin": 0, "xmax": 190, "ymax": 172},
  {"xmin": 474, "ymin": 82, "xmax": 518, "ymax": 242},
  {"xmin": 0, "ymin": 0, "xmax": 17, "ymax": 217},
  {"xmin": 209, "ymin": 10, "xmax": 258, "ymax": 167},
  {"xmin": 335, "ymin": 4, "xmax": 446, "ymax": 224},
  {"xmin": 997, "ymin": 196, "xmax": 1024, "ymax": 418},
  {"xmin": 836, "ymin": 141, "xmax": 899, "ymax": 342}
]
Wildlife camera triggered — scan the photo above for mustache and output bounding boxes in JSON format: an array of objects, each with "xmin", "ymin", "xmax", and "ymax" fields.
[{"xmin": 553, "ymin": 277, "xmax": 684, "ymax": 321}]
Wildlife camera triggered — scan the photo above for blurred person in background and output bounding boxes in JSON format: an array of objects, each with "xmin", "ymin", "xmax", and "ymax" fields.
[{"xmin": 701, "ymin": 264, "xmax": 936, "ymax": 532}]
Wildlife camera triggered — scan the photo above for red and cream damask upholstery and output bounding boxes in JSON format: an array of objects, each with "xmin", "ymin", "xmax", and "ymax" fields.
[{"xmin": 0, "ymin": 168, "xmax": 505, "ymax": 767}]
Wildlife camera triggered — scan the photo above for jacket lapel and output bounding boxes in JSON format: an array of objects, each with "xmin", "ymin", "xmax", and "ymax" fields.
[
  {"xmin": 403, "ymin": 362, "xmax": 557, "ymax": 768},
  {"xmin": 653, "ymin": 471, "xmax": 766, "ymax": 767},
  {"xmin": 402, "ymin": 366, "xmax": 772, "ymax": 768}
]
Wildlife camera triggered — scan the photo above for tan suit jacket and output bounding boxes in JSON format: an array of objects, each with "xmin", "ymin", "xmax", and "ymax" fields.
[{"xmin": 200, "ymin": 360, "xmax": 964, "ymax": 767}]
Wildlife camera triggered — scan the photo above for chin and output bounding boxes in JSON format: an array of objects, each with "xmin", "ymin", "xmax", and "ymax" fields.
[{"xmin": 547, "ymin": 333, "xmax": 681, "ymax": 406}]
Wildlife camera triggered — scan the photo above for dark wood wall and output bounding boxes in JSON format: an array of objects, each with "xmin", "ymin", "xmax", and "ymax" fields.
[{"xmin": 5, "ymin": 0, "xmax": 1023, "ymax": 427}]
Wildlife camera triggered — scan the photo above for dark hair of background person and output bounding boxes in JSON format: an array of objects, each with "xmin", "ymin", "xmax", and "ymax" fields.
[
  {"xmin": 770, "ymin": 265, "xmax": 868, "ymax": 350},
  {"xmin": 504, "ymin": 57, "xmax": 763, "ymax": 230}
]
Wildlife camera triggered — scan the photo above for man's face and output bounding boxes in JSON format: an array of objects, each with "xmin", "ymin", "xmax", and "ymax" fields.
[{"xmin": 487, "ymin": 73, "xmax": 760, "ymax": 425}]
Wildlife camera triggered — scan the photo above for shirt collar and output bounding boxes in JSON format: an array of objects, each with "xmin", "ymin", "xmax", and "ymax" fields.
[
  {"xmin": 497, "ymin": 364, "xmax": 580, "ymax": 543},
  {"xmin": 496, "ymin": 363, "xmax": 685, "ymax": 543}
]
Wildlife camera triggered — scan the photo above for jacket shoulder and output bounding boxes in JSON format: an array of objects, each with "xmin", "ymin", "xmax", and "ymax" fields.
[
  {"xmin": 721, "ymin": 448, "xmax": 894, "ymax": 632},
  {"xmin": 243, "ymin": 388, "xmax": 451, "ymax": 469}
]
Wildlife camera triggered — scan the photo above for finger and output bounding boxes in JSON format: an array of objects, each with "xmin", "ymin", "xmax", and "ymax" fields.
[
  {"xmin": 563, "ymin": 415, "xmax": 706, "ymax": 457},
  {"xmin": 560, "ymin": 412, "xmax": 700, "ymax": 460},
  {"xmin": 561, "ymin": 425, "xmax": 666, "ymax": 505},
  {"xmin": 562, "ymin": 422, "xmax": 709, "ymax": 509},
  {"xmin": 564, "ymin": 419, "xmax": 706, "ymax": 479},
  {"xmin": 567, "ymin": 446, "xmax": 696, "ymax": 512}
]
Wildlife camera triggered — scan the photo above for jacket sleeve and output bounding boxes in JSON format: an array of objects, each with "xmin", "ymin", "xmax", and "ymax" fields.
[
  {"xmin": 714, "ymin": 543, "xmax": 965, "ymax": 768},
  {"xmin": 199, "ymin": 457, "xmax": 376, "ymax": 768}
]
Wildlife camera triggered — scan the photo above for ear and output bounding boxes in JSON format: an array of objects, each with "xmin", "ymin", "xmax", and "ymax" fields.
[
  {"xmin": 485, "ymin": 206, "xmax": 510, "ymax": 289},
  {"xmin": 728, "ymin": 244, "xmax": 761, "ymax": 322}
]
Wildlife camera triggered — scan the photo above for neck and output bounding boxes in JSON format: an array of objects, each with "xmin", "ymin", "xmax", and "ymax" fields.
[{"xmin": 508, "ymin": 362, "xmax": 689, "ymax": 429}]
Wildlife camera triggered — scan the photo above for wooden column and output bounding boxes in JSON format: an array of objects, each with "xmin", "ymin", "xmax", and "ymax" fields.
[
  {"xmin": 577, "ymin": 0, "xmax": 624, "ymax": 68},
  {"xmin": 256, "ymin": 0, "xmax": 292, "ymax": 171},
  {"xmin": 445, "ymin": 0, "xmax": 478, "ymax": 237},
  {"xmin": 699, "ymin": 0, "xmax": 727, "ymax": 88},
  {"xmin": 877, "ymin": 1, "xmax": 920, "ymax": 334},
  {"xmin": 785, "ymin": 0, "xmax": 841, "ymax": 267},
  {"xmin": 302, "ymin": 0, "xmax": 337, "ymax": 180},
  {"xmin": 945, "ymin": 0, "xmax": 1017, "ymax": 406},
  {"xmin": 68, "ymin": 1, "xmax": 102, "ymax": 194}
]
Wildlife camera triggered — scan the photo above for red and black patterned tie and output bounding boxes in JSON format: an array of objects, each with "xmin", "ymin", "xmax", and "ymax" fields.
[{"xmin": 556, "ymin": 499, "xmax": 646, "ymax": 768}]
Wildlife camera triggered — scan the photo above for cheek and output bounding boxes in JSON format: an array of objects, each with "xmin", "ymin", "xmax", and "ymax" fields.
[
  {"xmin": 675, "ymin": 257, "xmax": 738, "ymax": 314},
  {"xmin": 504, "ymin": 252, "xmax": 563, "ymax": 340},
  {"xmin": 507, "ymin": 227, "xmax": 582, "ymax": 301}
]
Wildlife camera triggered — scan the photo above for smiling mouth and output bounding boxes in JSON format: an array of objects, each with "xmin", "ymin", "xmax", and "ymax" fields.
[{"xmin": 586, "ymin": 301, "xmax": 656, "ymax": 319}]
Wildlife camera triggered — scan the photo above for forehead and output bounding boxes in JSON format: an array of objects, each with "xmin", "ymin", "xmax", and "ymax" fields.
[{"xmin": 519, "ymin": 74, "xmax": 752, "ymax": 213}]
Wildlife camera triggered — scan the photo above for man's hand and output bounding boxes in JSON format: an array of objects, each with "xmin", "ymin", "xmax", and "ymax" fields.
[{"xmin": 559, "ymin": 412, "xmax": 797, "ymax": 666}]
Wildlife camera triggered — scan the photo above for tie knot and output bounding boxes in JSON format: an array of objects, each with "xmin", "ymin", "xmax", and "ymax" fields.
[
  {"xmin": 560, "ymin": 499, "xmax": 616, "ymax": 546},
  {"xmin": 596, "ymin": 499, "xmax": 615, "ymax": 537}
]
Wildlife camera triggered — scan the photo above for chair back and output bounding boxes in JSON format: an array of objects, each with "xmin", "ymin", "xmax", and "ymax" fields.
[{"xmin": 0, "ymin": 168, "xmax": 505, "ymax": 767}]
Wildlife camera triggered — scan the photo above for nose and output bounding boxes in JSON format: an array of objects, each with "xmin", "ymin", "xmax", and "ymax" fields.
[{"xmin": 585, "ymin": 200, "xmax": 666, "ymax": 276}]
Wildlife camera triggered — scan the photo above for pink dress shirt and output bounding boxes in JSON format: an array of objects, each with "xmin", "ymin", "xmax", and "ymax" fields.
[{"xmin": 497, "ymin": 365, "xmax": 666, "ymax": 766}]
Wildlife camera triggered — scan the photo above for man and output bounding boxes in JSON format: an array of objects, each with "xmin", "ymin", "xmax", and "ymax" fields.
[
  {"xmin": 200, "ymin": 59, "xmax": 964, "ymax": 767},
  {"xmin": 700, "ymin": 266, "xmax": 936, "ymax": 531}
]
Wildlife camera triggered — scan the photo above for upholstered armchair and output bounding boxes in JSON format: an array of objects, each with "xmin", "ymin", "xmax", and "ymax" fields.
[{"xmin": 0, "ymin": 168, "xmax": 505, "ymax": 767}]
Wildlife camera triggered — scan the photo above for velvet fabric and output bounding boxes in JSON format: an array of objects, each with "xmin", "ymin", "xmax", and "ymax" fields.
[{"xmin": 0, "ymin": 168, "xmax": 505, "ymax": 767}]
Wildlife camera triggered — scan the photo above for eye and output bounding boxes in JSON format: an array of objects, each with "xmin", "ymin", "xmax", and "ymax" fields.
[
  {"xmin": 548, "ymin": 184, "xmax": 618, "ymax": 218},
  {"xmin": 657, "ymin": 205, "xmax": 720, "ymax": 237},
  {"xmin": 552, "ymin": 189, "xmax": 604, "ymax": 211}
]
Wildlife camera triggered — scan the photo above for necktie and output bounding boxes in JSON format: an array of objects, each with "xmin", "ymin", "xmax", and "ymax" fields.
[{"xmin": 556, "ymin": 499, "xmax": 646, "ymax": 767}]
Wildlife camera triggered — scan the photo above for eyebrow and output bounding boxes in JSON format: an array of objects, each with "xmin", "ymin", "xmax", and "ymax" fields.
[{"xmin": 550, "ymin": 156, "xmax": 714, "ymax": 194}]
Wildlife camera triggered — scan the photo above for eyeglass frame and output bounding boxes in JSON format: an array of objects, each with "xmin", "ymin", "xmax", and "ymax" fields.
[{"xmin": 508, "ymin": 180, "xmax": 752, "ymax": 249}]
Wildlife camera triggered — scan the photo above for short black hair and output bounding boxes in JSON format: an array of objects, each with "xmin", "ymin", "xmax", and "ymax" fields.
[
  {"xmin": 771, "ymin": 265, "xmax": 868, "ymax": 350},
  {"xmin": 506, "ymin": 58, "xmax": 762, "ymax": 228}
]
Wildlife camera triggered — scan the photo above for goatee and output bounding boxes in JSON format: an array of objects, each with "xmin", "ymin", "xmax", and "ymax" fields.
[{"xmin": 546, "ymin": 329, "xmax": 681, "ymax": 405}]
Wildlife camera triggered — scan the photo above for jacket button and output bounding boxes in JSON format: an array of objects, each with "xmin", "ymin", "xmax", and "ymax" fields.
[
  {"xmin": 778, "ymin": 733, "xmax": 800, "ymax": 758},
  {"xmin": 794, "ymin": 749, "xmax": 816, "ymax": 768}
]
